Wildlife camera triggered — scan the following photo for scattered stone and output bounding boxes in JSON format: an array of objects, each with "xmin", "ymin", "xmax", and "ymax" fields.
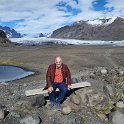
[
  {"xmin": 119, "ymin": 71, "xmax": 124, "ymax": 76},
  {"xmin": 10, "ymin": 111, "xmax": 21, "ymax": 118},
  {"xmin": 109, "ymin": 110, "xmax": 124, "ymax": 124},
  {"xmin": 97, "ymin": 113, "xmax": 107, "ymax": 120},
  {"xmin": 116, "ymin": 101, "xmax": 124, "ymax": 108},
  {"xmin": 103, "ymin": 76, "xmax": 112, "ymax": 83},
  {"xmin": 89, "ymin": 73, "xmax": 95, "ymax": 79},
  {"xmin": 96, "ymin": 70, "xmax": 101, "ymax": 76},
  {"xmin": 112, "ymin": 75, "xmax": 120, "ymax": 84},
  {"xmin": 20, "ymin": 115, "xmax": 41, "ymax": 124},
  {"xmin": 103, "ymin": 84, "xmax": 114, "ymax": 97},
  {"xmin": 61, "ymin": 105, "xmax": 72, "ymax": 115},
  {"xmin": 115, "ymin": 81, "xmax": 124, "ymax": 89},
  {"xmin": 70, "ymin": 94, "xmax": 81, "ymax": 105},
  {"xmin": 0, "ymin": 109, "xmax": 5, "ymax": 119},
  {"xmin": 0, "ymin": 104, "xmax": 5, "ymax": 109},
  {"xmin": 122, "ymin": 97, "xmax": 124, "ymax": 103},
  {"xmin": 71, "ymin": 78, "xmax": 78, "ymax": 84},
  {"xmin": 80, "ymin": 76, "xmax": 84, "ymax": 81},
  {"xmin": 100, "ymin": 69, "xmax": 108, "ymax": 75},
  {"xmin": 111, "ymin": 69, "xmax": 118, "ymax": 75},
  {"xmin": 75, "ymin": 118, "xmax": 82, "ymax": 124},
  {"xmin": 0, "ymin": 67, "xmax": 124, "ymax": 124}
]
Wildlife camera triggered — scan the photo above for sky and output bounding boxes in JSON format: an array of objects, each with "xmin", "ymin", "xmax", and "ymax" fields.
[{"xmin": 0, "ymin": 0, "xmax": 124, "ymax": 36}]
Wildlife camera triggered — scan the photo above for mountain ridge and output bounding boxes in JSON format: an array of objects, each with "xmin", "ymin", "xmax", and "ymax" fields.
[
  {"xmin": 51, "ymin": 16, "xmax": 124, "ymax": 41},
  {"xmin": 0, "ymin": 25, "xmax": 22, "ymax": 38}
]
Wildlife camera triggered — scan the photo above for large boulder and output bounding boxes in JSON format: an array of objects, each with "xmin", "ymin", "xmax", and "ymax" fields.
[
  {"xmin": 12, "ymin": 100, "xmax": 32, "ymax": 111},
  {"xmin": 30, "ymin": 95, "xmax": 46, "ymax": 108},
  {"xmin": 12, "ymin": 95, "xmax": 46, "ymax": 111},
  {"xmin": 74, "ymin": 87, "xmax": 109, "ymax": 110},
  {"xmin": 109, "ymin": 110, "xmax": 124, "ymax": 124},
  {"xmin": 25, "ymin": 95, "xmax": 46, "ymax": 108},
  {"xmin": 70, "ymin": 94, "xmax": 81, "ymax": 105}
]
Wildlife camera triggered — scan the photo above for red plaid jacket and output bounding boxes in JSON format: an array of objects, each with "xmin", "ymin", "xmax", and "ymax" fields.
[{"xmin": 46, "ymin": 63, "xmax": 71, "ymax": 88}]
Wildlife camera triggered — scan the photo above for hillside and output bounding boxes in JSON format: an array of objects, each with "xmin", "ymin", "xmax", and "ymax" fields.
[
  {"xmin": 0, "ymin": 29, "xmax": 13, "ymax": 46},
  {"xmin": 51, "ymin": 17, "xmax": 124, "ymax": 41}
]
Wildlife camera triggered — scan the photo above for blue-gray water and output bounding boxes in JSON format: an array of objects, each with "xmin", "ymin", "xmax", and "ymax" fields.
[{"xmin": 0, "ymin": 66, "xmax": 34, "ymax": 82}]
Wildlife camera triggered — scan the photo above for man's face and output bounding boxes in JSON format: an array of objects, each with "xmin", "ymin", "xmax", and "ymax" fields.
[{"xmin": 55, "ymin": 59, "xmax": 62, "ymax": 68}]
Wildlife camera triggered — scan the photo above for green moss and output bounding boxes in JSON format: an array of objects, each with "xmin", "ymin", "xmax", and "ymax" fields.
[
  {"xmin": 110, "ymin": 95, "xmax": 118, "ymax": 103},
  {"xmin": 100, "ymin": 99, "xmax": 114, "ymax": 114},
  {"xmin": 80, "ymin": 117, "xmax": 88, "ymax": 124}
]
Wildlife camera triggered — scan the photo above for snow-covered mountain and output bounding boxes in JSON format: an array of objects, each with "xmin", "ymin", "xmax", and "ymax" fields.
[
  {"xmin": 75, "ymin": 16, "xmax": 123, "ymax": 26},
  {"xmin": 0, "ymin": 25, "xmax": 22, "ymax": 38},
  {"xmin": 0, "ymin": 25, "xmax": 46, "ymax": 38},
  {"xmin": 22, "ymin": 33, "xmax": 45, "ymax": 38},
  {"xmin": 51, "ymin": 16, "xmax": 124, "ymax": 41}
]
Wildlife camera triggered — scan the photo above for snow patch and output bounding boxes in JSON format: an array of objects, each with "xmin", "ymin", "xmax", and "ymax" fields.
[{"xmin": 87, "ymin": 16, "xmax": 117, "ymax": 26}]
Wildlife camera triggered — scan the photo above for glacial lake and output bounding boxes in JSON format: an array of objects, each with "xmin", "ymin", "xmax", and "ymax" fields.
[{"xmin": 0, "ymin": 66, "xmax": 34, "ymax": 82}]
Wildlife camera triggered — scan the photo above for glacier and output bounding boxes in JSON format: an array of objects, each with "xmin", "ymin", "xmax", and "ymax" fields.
[{"xmin": 10, "ymin": 37, "xmax": 124, "ymax": 46}]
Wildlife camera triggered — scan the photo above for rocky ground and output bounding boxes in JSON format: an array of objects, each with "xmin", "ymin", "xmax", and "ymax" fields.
[{"xmin": 0, "ymin": 44, "xmax": 124, "ymax": 124}]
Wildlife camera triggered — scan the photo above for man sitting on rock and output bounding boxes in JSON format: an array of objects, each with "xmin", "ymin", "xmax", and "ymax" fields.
[{"xmin": 46, "ymin": 56, "xmax": 71, "ymax": 110}]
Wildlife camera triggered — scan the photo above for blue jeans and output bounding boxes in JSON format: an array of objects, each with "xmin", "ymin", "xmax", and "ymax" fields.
[{"xmin": 48, "ymin": 82, "xmax": 68, "ymax": 103}]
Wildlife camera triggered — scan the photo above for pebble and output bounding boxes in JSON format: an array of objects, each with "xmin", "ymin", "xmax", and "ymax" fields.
[
  {"xmin": 0, "ymin": 109, "xmax": 5, "ymax": 119},
  {"xmin": 61, "ymin": 105, "xmax": 72, "ymax": 115},
  {"xmin": 116, "ymin": 101, "xmax": 124, "ymax": 108}
]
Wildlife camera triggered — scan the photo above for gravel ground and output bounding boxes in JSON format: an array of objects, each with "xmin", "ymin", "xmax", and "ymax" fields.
[{"xmin": 0, "ymin": 44, "xmax": 124, "ymax": 124}]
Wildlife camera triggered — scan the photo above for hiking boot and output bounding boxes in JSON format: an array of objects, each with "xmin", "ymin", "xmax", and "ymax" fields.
[
  {"xmin": 49, "ymin": 101, "xmax": 55, "ymax": 108},
  {"xmin": 56, "ymin": 102, "xmax": 61, "ymax": 111}
]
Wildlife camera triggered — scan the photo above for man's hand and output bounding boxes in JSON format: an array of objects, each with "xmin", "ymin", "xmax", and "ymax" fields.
[
  {"xmin": 67, "ymin": 85, "xmax": 72, "ymax": 90},
  {"xmin": 48, "ymin": 86, "xmax": 53, "ymax": 93}
]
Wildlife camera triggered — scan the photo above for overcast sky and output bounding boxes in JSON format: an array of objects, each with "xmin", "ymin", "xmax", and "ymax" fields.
[{"xmin": 0, "ymin": 0, "xmax": 124, "ymax": 35}]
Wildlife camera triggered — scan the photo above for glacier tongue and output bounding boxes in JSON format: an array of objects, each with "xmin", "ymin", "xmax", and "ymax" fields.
[{"xmin": 10, "ymin": 37, "xmax": 124, "ymax": 46}]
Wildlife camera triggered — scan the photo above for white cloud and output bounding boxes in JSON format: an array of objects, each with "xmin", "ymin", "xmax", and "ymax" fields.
[
  {"xmin": 0, "ymin": 0, "xmax": 124, "ymax": 35},
  {"xmin": 104, "ymin": 0, "xmax": 124, "ymax": 16}
]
